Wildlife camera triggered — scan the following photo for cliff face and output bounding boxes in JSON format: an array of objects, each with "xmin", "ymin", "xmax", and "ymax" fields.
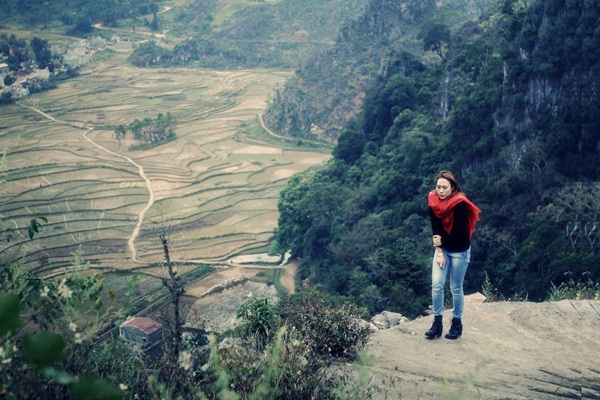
[
  {"xmin": 264, "ymin": 0, "xmax": 493, "ymax": 139},
  {"xmin": 368, "ymin": 299, "xmax": 600, "ymax": 399},
  {"xmin": 490, "ymin": 0, "xmax": 600, "ymax": 180}
]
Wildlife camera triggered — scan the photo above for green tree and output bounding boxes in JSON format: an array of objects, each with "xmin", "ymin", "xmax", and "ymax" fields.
[
  {"xmin": 150, "ymin": 13, "xmax": 160, "ymax": 32},
  {"xmin": 114, "ymin": 124, "xmax": 127, "ymax": 142},
  {"xmin": 3, "ymin": 74, "xmax": 15, "ymax": 86},
  {"xmin": 30, "ymin": 37, "xmax": 51, "ymax": 69},
  {"xmin": 419, "ymin": 22, "xmax": 450, "ymax": 61}
]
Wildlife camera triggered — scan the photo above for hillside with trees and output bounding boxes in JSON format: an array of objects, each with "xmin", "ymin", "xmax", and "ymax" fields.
[
  {"xmin": 128, "ymin": 0, "xmax": 368, "ymax": 69},
  {"xmin": 0, "ymin": 0, "xmax": 162, "ymax": 35},
  {"xmin": 263, "ymin": 0, "xmax": 495, "ymax": 139},
  {"xmin": 2, "ymin": 0, "xmax": 363, "ymax": 70},
  {"xmin": 274, "ymin": 0, "xmax": 600, "ymax": 317}
]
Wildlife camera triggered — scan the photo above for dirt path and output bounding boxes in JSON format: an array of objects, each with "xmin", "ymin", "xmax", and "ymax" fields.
[
  {"xmin": 258, "ymin": 112, "xmax": 334, "ymax": 149},
  {"xmin": 17, "ymin": 101, "xmax": 85, "ymax": 129},
  {"xmin": 17, "ymin": 103, "xmax": 154, "ymax": 263},
  {"xmin": 92, "ymin": 23, "xmax": 166, "ymax": 40},
  {"xmin": 367, "ymin": 299, "xmax": 600, "ymax": 399},
  {"xmin": 258, "ymin": 112, "xmax": 291, "ymax": 141},
  {"xmin": 81, "ymin": 130, "xmax": 155, "ymax": 262},
  {"xmin": 280, "ymin": 259, "xmax": 298, "ymax": 294}
]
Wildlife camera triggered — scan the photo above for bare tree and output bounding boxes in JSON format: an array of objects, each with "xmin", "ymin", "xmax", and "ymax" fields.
[
  {"xmin": 157, "ymin": 228, "xmax": 185, "ymax": 361},
  {"xmin": 540, "ymin": 182, "xmax": 600, "ymax": 252}
]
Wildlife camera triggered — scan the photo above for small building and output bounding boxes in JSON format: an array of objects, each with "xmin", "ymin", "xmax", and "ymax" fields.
[
  {"xmin": 5, "ymin": 84, "xmax": 29, "ymax": 99},
  {"xmin": 110, "ymin": 40, "xmax": 132, "ymax": 53},
  {"xmin": 33, "ymin": 68, "xmax": 50, "ymax": 81},
  {"xmin": 64, "ymin": 41, "xmax": 92, "ymax": 67},
  {"xmin": 119, "ymin": 317, "xmax": 163, "ymax": 350}
]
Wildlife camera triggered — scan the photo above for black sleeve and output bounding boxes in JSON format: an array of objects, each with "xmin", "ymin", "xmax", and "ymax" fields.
[{"xmin": 429, "ymin": 207, "xmax": 445, "ymax": 236}]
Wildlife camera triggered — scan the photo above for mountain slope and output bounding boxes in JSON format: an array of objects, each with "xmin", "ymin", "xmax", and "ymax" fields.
[
  {"xmin": 130, "ymin": 0, "xmax": 368, "ymax": 69},
  {"xmin": 264, "ymin": 0, "xmax": 494, "ymax": 138},
  {"xmin": 273, "ymin": 0, "xmax": 600, "ymax": 316}
]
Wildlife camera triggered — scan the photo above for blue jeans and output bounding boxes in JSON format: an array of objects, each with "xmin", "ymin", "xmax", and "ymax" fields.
[{"xmin": 431, "ymin": 248, "xmax": 471, "ymax": 319}]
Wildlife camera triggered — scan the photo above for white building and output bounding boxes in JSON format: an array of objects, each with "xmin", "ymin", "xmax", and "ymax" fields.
[
  {"xmin": 64, "ymin": 40, "xmax": 92, "ymax": 67},
  {"xmin": 4, "ymin": 84, "xmax": 29, "ymax": 98},
  {"xmin": 33, "ymin": 68, "xmax": 50, "ymax": 80}
]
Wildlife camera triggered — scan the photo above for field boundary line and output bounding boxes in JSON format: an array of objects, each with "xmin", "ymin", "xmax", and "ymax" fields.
[{"xmin": 16, "ymin": 102, "xmax": 153, "ymax": 263}]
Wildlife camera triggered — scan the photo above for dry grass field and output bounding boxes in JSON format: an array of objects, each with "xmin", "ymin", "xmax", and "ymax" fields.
[{"xmin": 0, "ymin": 53, "xmax": 329, "ymax": 284}]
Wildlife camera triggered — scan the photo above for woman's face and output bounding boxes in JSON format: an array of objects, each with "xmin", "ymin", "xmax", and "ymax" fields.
[{"xmin": 436, "ymin": 178, "xmax": 453, "ymax": 200}]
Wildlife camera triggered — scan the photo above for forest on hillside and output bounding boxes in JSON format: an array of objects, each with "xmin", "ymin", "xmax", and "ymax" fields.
[
  {"xmin": 263, "ymin": 0, "xmax": 495, "ymax": 139},
  {"xmin": 0, "ymin": 0, "xmax": 162, "ymax": 35},
  {"xmin": 274, "ymin": 0, "xmax": 600, "ymax": 317},
  {"xmin": 128, "ymin": 0, "xmax": 367, "ymax": 69}
]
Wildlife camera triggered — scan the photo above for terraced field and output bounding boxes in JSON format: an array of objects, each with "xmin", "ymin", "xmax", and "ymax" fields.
[{"xmin": 0, "ymin": 53, "xmax": 330, "ymax": 281}]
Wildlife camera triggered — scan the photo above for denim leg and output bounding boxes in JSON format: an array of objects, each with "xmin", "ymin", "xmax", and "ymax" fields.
[
  {"xmin": 447, "ymin": 249, "xmax": 471, "ymax": 319},
  {"xmin": 431, "ymin": 251, "xmax": 448, "ymax": 316}
]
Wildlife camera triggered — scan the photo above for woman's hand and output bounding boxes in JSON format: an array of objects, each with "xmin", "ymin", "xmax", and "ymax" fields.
[
  {"xmin": 436, "ymin": 251, "xmax": 445, "ymax": 268},
  {"xmin": 433, "ymin": 235, "xmax": 444, "ymax": 267}
]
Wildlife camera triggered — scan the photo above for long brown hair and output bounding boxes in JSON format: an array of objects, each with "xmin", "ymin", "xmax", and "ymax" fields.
[{"xmin": 436, "ymin": 170, "xmax": 463, "ymax": 194}]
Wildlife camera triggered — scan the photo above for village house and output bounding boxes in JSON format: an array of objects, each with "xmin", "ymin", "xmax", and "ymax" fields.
[
  {"xmin": 33, "ymin": 68, "xmax": 50, "ymax": 81},
  {"xmin": 109, "ymin": 36, "xmax": 133, "ymax": 53},
  {"xmin": 119, "ymin": 317, "xmax": 163, "ymax": 350},
  {"xmin": 63, "ymin": 40, "xmax": 92, "ymax": 68},
  {"xmin": 4, "ymin": 84, "xmax": 29, "ymax": 99},
  {"xmin": 90, "ymin": 36, "xmax": 107, "ymax": 49}
]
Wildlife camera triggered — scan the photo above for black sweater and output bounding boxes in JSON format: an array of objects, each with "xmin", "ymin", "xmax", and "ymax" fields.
[{"xmin": 429, "ymin": 202, "xmax": 470, "ymax": 252}]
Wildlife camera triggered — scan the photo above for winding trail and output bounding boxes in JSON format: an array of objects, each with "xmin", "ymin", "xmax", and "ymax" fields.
[
  {"xmin": 81, "ymin": 129, "xmax": 154, "ymax": 262},
  {"xmin": 258, "ymin": 112, "xmax": 334, "ymax": 149},
  {"xmin": 17, "ymin": 102, "xmax": 153, "ymax": 263},
  {"xmin": 258, "ymin": 112, "xmax": 290, "ymax": 140}
]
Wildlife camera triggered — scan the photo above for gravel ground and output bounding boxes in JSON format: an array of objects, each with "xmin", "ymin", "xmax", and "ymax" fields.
[
  {"xmin": 366, "ymin": 299, "xmax": 600, "ymax": 399},
  {"xmin": 186, "ymin": 280, "xmax": 279, "ymax": 333}
]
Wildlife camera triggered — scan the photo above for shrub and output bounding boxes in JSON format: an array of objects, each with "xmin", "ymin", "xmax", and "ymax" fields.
[
  {"xmin": 279, "ymin": 289, "xmax": 372, "ymax": 360},
  {"xmin": 548, "ymin": 272, "xmax": 600, "ymax": 301},
  {"xmin": 236, "ymin": 296, "xmax": 281, "ymax": 345},
  {"xmin": 214, "ymin": 326, "xmax": 373, "ymax": 400}
]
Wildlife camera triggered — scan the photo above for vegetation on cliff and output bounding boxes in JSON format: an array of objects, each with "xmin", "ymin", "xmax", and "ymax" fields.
[
  {"xmin": 263, "ymin": 0, "xmax": 495, "ymax": 139},
  {"xmin": 0, "ymin": 0, "xmax": 162, "ymax": 34},
  {"xmin": 128, "ymin": 0, "xmax": 368, "ymax": 69},
  {"xmin": 274, "ymin": 0, "xmax": 600, "ymax": 316}
]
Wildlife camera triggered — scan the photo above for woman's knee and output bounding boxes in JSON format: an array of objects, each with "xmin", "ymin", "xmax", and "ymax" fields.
[{"xmin": 449, "ymin": 284, "xmax": 463, "ymax": 295}]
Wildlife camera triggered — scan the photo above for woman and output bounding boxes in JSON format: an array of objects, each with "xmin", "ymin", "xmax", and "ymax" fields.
[{"xmin": 425, "ymin": 170, "xmax": 481, "ymax": 340}]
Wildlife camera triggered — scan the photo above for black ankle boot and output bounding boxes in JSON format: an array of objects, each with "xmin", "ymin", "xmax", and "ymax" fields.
[
  {"xmin": 425, "ymin": 315, "xmax": 443, "ymax": 339},
  {"xmin": 445, "ymin": 317, "xmax": 462, "ymax": 340}
]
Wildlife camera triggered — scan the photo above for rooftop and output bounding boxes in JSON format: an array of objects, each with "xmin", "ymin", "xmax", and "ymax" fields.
[{"xmin": 121, "ymin": 317, "xmax": 162, "ymax": 335}]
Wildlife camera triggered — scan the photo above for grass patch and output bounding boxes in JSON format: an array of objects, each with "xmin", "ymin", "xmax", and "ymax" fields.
[
  {"xmin": 181, "ymin": 264, "xmax": 215, "ymax": 285},
  {"xmin": 251, "ymin": 268, "xmax": 277, "ymax": 284}
]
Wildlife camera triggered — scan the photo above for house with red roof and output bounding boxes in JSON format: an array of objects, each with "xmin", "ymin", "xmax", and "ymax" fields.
[{"xmin": 119, "ymin": 317, "xmax": 163, "ymax": 350}]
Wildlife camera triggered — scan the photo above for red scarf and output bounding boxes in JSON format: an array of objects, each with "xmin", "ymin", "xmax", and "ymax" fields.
[{"xmin": 428, "ymin": 191, "xmax": 481, "ymax": 239}]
